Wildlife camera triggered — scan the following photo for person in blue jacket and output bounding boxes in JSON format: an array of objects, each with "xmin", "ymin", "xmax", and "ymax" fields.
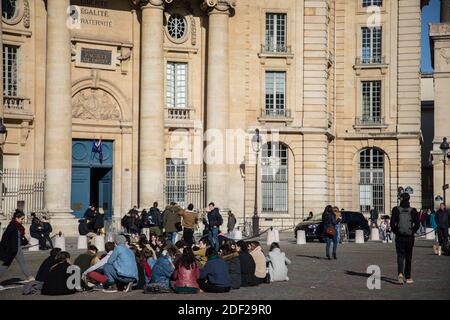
[
  {"xmin": 198, "ymin": 247, "xmax": 231, "ymax": 293},
  {"xmin": 102, "ymin": 234, "xmax": 138, "ymax": 293},
  {"xmin": 147, "ymin": 245, "xmax": 177, "ymax": 293}
]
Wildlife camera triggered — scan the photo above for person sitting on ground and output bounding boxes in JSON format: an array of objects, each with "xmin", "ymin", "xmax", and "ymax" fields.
[
  {"xmin": 266, "ymin": 242, "xmax": 291, "ymax": 282},
  {"xmin": 74, "ymin": 245, "xmax": 99, "ymax": 274},
  {"xmin": 172, "ymin": 247, "xmax": 200, "ymax": 294},
  {"xmin": 142, "ymin": 246, "xmax": 157, "ymax": 288},
  {"xmin": 248, "ymin": 241, "xmax": 267, "ymax": 285},
  {"xmin": 130, "ymin": 245, "xmax": 146, "ymax": 290},
  {"xmin": 82, "ymin": 242, "xmax": 116, "ymax": 290},
  {"xmin": 220, "ymin": 242, "xmax": 241, "ymax": 290},
  {"xmin": 193, "ymin": 238, "xmax": 210, "ymax": 268},
  {"xmin": 147, "ymin": 245, "xmax": 177, "ymax": 293},
  {"xmin": 198, "ymin": 248, "xmax": 231, "ymax": 293},
  {"xmin": 236, "ymin": 240, "xmax": 259, "ymax": 287},
  {"xmin": 41, "ymin": 251, "xmax": 76, "ymax": 296},
  {"xmin": 102, "ymin": 235, "xmax": 138, "ymax": 293},
  {"xmin": 149, "ymin": 233, "xmax": 158, "ymax": 252},
  {"xmin": 35, "ymin": 248, "xmax": 61, "ymax": 282}
]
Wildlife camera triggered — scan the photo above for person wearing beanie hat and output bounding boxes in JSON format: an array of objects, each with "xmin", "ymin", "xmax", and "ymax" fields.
[{"xmin": 102, "ymin": 234, "xmax": 138, "ymax": 293}]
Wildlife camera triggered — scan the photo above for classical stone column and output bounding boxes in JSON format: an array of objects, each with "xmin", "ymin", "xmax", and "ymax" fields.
[
  {"xmin": 0, "ymin": 0, "xmax": 3, "ymax": 121},
  {"xmin": 135, "ymin": 0, "xmax": 166, "ymax": 207},
  {"xmin": 203, "ymin": 0, "xmax": 235, "ymax": 209},
  {"xmin": 44, "ymin": 0, "xmax": 77, "ymax": 235}
]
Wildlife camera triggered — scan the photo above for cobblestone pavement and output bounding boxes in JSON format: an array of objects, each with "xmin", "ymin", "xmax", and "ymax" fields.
[{"xmin": 1, "ymin": 236, "xmax": 449, "ymax": 300}]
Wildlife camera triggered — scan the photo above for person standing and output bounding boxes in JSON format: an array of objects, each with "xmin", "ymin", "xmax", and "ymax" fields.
[
  {"xmin": 163, "ymin": 202, "xmax": 182, "ymax": 244},
  {"xmin": 84, "ymin": 205, "xmax": 97, "ymax": 232},
  {"xmin": 148, "ymin": 202, "xmax": 163, "ymax": 236},
  {"xmin": 333, "ymin": 206, "xmax": 342, "ymax": 243},
  {"xmin": 390, "ymin": 193, "xmax": 420, "ymax": 284},
  {"xmin": 227, "ymin": 211, "xmax": 237, "ymax": 234},
  {"xmin": 178, "ymin": 204, "xmax": 197, "ymax": 246},
  {"xmin": 419, "ymin": 209, "xmax": 426, "ymax": 236},
  {"xmin": 0, "ymin": 210, "xmax": 34, "ymax": 288},
  {"xmin": 207, "ymin": 202, "xmax": 223, "ymax": 252},
  {"xmin": 435, "ymin": 203, "xmax": 450, "ymax": 256},
  {"xmin": 370, "ymin": 207, "xmax": 379, "ymax": 229},
  {"xmin": 322, "ymin": 205, "xmax": 338, "ymax": 260}
]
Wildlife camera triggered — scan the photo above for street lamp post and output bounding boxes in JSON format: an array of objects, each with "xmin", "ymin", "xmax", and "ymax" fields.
[
  {"xmin": 439, "ymin": 137, "xmax": 450, "ymax": 205},
  {"xmin": 252, "ymin": 129, "xmax": 262, "ymax": 237}
]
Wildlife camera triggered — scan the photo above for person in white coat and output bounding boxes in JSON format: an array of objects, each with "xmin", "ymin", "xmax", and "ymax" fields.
[{"xmin": 266, "ymin": 242, "xmax": 291, "ymax": 282}]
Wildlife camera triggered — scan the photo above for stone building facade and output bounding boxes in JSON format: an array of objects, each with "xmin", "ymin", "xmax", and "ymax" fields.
[{"xmin": 0, "ymin": 0, "xmax": 425, "ymax": 235}]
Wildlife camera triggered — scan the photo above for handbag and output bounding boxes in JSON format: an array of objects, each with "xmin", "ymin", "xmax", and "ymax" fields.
[{"xmin": 325, "ymin": 226, "xmax": 336, "ymax": 238}]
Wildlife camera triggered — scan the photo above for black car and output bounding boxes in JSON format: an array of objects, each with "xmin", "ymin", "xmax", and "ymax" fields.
[{"xmin": 294, "ymin": 211, "xmax": 370, "ymax": 242}]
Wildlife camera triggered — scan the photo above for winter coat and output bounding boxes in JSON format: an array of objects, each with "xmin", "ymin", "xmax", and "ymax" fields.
[
  {"xmin": 207, "ymin": 208, "xmax": 223, "ymax": 229},
  {"xmin": 249, "ymin": 246, "xmax": 267, "ymax": 279},
  {"xmin": 78, "ymin": 219, "xmax": 89, "ymax": 236},
  {"xmin": 238, "ymin": 251, "xmax": 259, "ymax": 287},
  {"xmin": 430, "ymin": 212, "xmax": 438, "ymax": 229},
  {"xmin": 178, "ymin": 210, "xmax": 197, "ymax": 229},
  {"xmin": 74, "ymin": 253, "xmax": 97, "ymax": 274},
  {"xmin": 223, "ymin": 252, "xmax": 241, "ymax": 289},
  {"xmin": 93, "ymin": 213, "xmax": 105, "ymax": 230},
  {"xmin": 151, "ymin": 255, "xmax": 175, "ymax": 288},
  {"xmin": 199, "ymin": 255, "xmax": 231, "ymax": 287},
  {"xmin": 163, "ymin": 205, "xmax": 182, "ymax": 233},
  {"xmin": 370, "ymin": 209, "xmax": 379, "ymax": 221},
  {"xmin": 194, "ymin": 248, "xmax": 207, "ymax": 268},
  {"xmin": 41, "ymin": 262, "xmax": 76, "ymax": 296},
  {"xmin": 0, "ymin": 222, "xmax": 21, "ymax": 266},
  {"xmin": 149, "ymin": 207, "xmax": 163, "ymax": 227},
  {"xmin": 436, "ymin": 208, "xmax": 450, "ymax": 229},
  {"xmin": 173, "ymin": 263, "xmax": 200, "ymax": 289},
  {"xmin": 107, "ymin": 245, "xmax": 138, "ymax": 280},
  {"xmin": 35, "ymin": 255, "xmax": 56, "ymax": 282},
  {"xmin": 227, "ymin": 214, "xmax": 237, "ymax": 232},
  {"xmin": 266, "ymin": 248, "xmax": 291, "ymax": 282},
  {"xmin": 322, "ymin": 210, "xmax": 337, "ymax": 232},
  {"xmin": 390, "ymin": 200, "xmax": 420, "ymax": 238}
]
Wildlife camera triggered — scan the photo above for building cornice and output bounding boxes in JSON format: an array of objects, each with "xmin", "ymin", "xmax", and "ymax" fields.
[{"xmin": 201, "ymin": 0, "xmax": 236, "ymax": 15}]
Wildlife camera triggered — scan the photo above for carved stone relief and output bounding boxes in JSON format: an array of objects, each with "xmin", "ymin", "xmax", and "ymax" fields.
[{"xmin": 72, "ymin": 88, "xmax": 121, "ymax": 121}]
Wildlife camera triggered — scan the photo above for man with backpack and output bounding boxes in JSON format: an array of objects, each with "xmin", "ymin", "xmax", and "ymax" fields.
[
  {"xmin": 435, "ymin": 203, "xmax": 450, "ymax": 256},
  {"xmin": 390, "ymin": 192, "xmax": 420, "ymax": 284},
  {"xmin": 207, "ymin": 202, "xmax": 223, "ymax": 252}
]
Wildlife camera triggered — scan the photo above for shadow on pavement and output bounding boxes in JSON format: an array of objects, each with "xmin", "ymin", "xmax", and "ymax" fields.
[
  {"xmin": 296, "ymin": 254, "xmax": 328, "ymax": 260},
  {"xmin": 0, "ymin": 277, "xmax": 23, "ymax": 286},
  {"xmin": 344, "ymin": 270, "xmax": 401, "ymax": 285}
]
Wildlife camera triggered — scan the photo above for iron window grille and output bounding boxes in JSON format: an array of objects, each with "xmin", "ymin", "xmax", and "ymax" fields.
[{"xmin": 359, "ymin": 148, "xmax": 385, "ymax": 214}]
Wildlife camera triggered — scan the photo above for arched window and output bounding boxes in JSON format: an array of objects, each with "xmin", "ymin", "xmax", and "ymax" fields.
[
  {"xmin": 261, "ymin": 142, "xmax": 288, "ymax": 213},
  {"xmin": 2, "ymin": 0, "xmax": 18, "ymax": 20},
  {"xmin": 359, "ymin": 148, "xmax": 384, "ymax": 214},
  {"xmin": 167, "ymin": 14, "xmax": 187, "ymax": 40}
]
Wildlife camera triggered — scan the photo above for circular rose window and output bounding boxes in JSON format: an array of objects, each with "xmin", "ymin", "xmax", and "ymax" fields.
[
  {"xmin": 167, "ymin": 14, "xmax": 187, "ymax": 40},
  {"xmin": 2, "ymin": 0, "xmax": 18, "ymax": 20}
]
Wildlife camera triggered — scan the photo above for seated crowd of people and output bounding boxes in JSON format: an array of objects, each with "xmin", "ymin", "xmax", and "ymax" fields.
[{"xmin": 27, "ymin": 232, "xmax": 291, "ymax": 296}]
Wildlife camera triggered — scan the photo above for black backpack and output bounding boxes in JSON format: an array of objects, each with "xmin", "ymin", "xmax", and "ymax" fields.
[{"xmin": 397, "ymin": 206, "xmax": 413, "ymax": 236}]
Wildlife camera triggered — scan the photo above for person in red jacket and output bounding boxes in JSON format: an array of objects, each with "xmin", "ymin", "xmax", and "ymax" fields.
[{"xmin": 172, "ymin": 247, "xmax": 200, "ymax": 294}]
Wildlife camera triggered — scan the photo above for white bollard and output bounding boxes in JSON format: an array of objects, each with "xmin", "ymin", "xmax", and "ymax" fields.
[
  {"xmin": 233, "ymin": 230, "xmax": 242, "ymax": 240},
  {"xmin": 274, "ymin": 229, "xmax": 280, "ymax": 243},
  {"xmin": 77, "ymin": 235, "xmax": 88, "ymax": 250},
  {"xmin": 28, "ymin": 237, "xmax": 39, "ymax": 252},
  {"xmin": 54, "ymin": 235, "xmax": 66, "ymax": 251},
  {"xmin": 370, "ymin": 228, "xmax": 380, "ymax": 241},
  {"xmin": 94, "ymin": 235, "xmax": 105, "ymax": 252},
  {"xmin": 266, "ymin": 229, "xmax": 275, "ymax": 245},
  {"xmin": 425, "ymin": 228, "xmax": 435, "ymax": 240},
  {"xmin": 355, "ymin": 230, "xmax": 364, "ymax": 244},
  {"xmin": 296, "ymin": 230, "xmax": 306, "ymax": 245}
]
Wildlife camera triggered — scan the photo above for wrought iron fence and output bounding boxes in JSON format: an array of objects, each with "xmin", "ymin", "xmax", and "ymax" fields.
[
  {"xmin": 164, "ymin": 172, "xmax": 207, "ymax": 210},
  {"xmin": 0, "ymin": 168, "xmax": 46, "ymax": 220}
]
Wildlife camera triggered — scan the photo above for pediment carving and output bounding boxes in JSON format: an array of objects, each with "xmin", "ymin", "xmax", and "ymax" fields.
[{"xmin": 72, "ymin": 88, "xmax": 121, "ymax": 121}]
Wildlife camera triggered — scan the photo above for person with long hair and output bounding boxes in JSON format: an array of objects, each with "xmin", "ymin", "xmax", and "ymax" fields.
[
  {"xmin": 0, "ymin": 210, "xmax": 34, "ymax": 289},
  {"xmin": 220, "ymin": 242, "xmax": 241, "ymax": 289},
  {"xmin": 322, "ymin": 205, "xmax": 338, "ymax": 260},
  {"xmin": 235, "ymin": 240, "xmax": 258, "ymax": 287},
  {"xmin": 41, "ymin": 251, "xmax": 76, "ymax": 296},
  {"xmin": 173, "ymin": 247, "xmax": 200, "ymax": 294}
]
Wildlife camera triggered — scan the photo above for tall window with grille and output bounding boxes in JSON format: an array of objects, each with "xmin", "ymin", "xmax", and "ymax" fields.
[
  {"xmin": 359, "ymin": 148, "xmax": 385, "ymax": 215},
  {"xmin": 261, "ymin": 142, "xmax": 288, "ymax": 213},
  {"xmin": 166, "ymin": 62, "xmax": 187, "ymax": 109},
  {"xmin": 361, "ymin": 80, "xmax": 381, "ymax": 124},
  {"xmin": 3, "ymin": 44, "xmax": 19, "ymax": 97},
  {"xmin": 362, "ymin": 0, "xmax": 382, "ymax": 7},
  {"xmin": 165, "ymin": 159, "xmax": 186, "ymax": 207},
  {"xmin": 265, "ymin": 71, "xmax": 286, "ymax": 117},
  {"xmin": 265, "ymin": 13, "xmax": 287, "ymax": 53},
  {"xmin": 361, "ymin": 27, "xmax": 382, "ymax": 64}
]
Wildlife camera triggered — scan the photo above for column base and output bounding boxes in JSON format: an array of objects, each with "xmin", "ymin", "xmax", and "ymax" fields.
[{"xmin": 48, "ymin": 209, "xmax": 79, "ymax": 237}]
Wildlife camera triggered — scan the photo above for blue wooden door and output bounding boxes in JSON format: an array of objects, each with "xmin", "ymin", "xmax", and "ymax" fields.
[
  {"xmin": 98, "ymin": 169, "xmax": 113, "ymax": 220},
  {"xmin": 71, "ymin": 167, "xmax": 90, "ymax": 219}
]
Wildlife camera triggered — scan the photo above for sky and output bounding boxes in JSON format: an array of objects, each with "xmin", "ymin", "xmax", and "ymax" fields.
[{"xmin": 421, "ymin": 0, "xmax": 441, "ymax": 73}]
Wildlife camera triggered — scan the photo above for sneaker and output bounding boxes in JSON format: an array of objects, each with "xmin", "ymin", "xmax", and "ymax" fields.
[
  {"xmin": 382, "ymin": 240, "xmax": 387, "ymax": 243},
  {"xmin": 124, "ymin": 282, "xmax": 133, "ymax": 293},
  {"xmin": 93, "ymin": 284, "xmax": 104, "ymax": 291},
  {"xmin": 20, "ymin": 277, "xmax": 35, "ymax": 284},
  {"xmin": 398, "ymin": 274, "xmax": 404, "ymax": 285},
  {"xmin": 0, "ymin": 285, "xmax": 5, "ymax": 291},
  {"xmin": 406, "ymin": 278, "xmax": 414, "ymax": 284},
  {"xmin": 438, "ymin": 247, "xmax": 442, "ymax": 256},
  {"xmin": 103, "ymin": 284, "xmax": 118, "ymax": 293}
]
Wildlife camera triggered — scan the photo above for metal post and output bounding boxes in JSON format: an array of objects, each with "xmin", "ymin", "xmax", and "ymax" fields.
[
  {"xmin": 444, "ymin": 155, "xmax": 447, "ymax": 205},
  {"xmin": 252, "ymin": 148, "xmax": 259, "ymax": 236}
]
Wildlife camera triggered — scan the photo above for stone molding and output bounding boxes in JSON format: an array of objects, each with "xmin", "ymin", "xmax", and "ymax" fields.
[
  {"xmin": 202, "ymin": 0, "xmax": 236, "ymax": 15},
  {"xmin": 131, "ymin": 0, "xmax": 171, "ymax": 9}
]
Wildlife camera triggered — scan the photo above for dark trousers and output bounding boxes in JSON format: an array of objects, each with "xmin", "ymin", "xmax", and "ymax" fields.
[
  {"xmin": 437, "ymin": 228, "xmax": 449, "ymax": 249},
  {"xmin": 395, "ymin": 236, "xmax": 415, "ymax": 279},
  {"xmin": 183, "ymin": 228, "xmax": 194, "ymax": 246},
  {"xmin": 197, "ymin": 278, "xmax": 230, "ymax": 293}
]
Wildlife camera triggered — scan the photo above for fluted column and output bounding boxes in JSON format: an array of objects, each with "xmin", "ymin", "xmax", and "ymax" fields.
[
  {"xmin": 203, "ymin": 0, "xmax": 235, "ymax": 209},
  {"xmin": 44, "ymin": 0, "xmax": 77, "ymax": 234},
  {"xmin": 135, "ymin": 0, "xmax": 166, "ymax": 207}
]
